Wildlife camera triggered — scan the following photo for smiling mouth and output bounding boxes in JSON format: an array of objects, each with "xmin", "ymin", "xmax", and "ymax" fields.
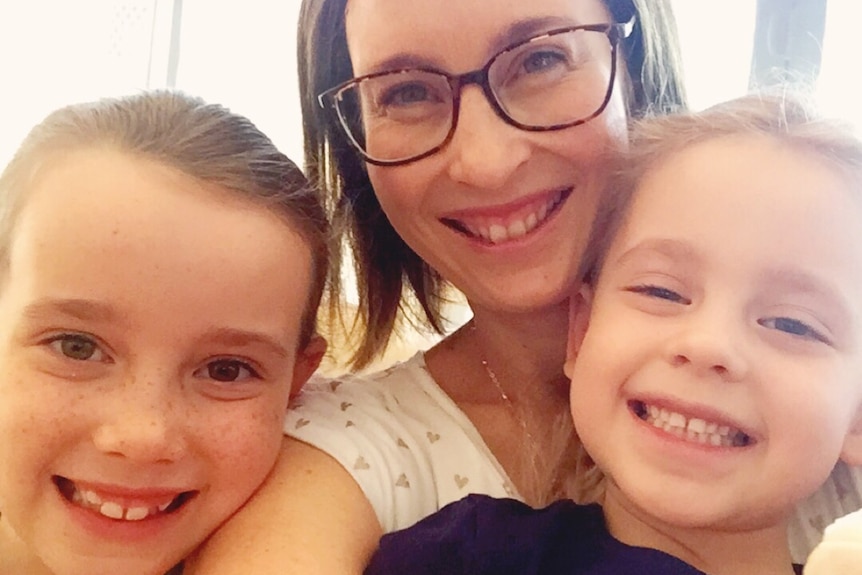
[
  {"xmin": 54, "ymin": 476, "xmax": 196, "ymax": 521},
  {"xmin": 630, "ymin": 400, "xmax": 754, "ymax": 448},
  {"xmin": 442, "ymin": 188, "xmax": 571, "ymax": 245}
]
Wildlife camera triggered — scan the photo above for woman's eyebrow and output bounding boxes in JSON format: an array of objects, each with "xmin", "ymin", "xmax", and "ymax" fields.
[
  {"xmin": 366, "ymin": 53, "xmax": 439, "ymax": 74},
  {"xmin": 365, "ymin": 16, "xmax": 585, "ymax": 75},
  {"xmin": 491, "ymin": 16, "xmax": 583, "ymax": 52}
]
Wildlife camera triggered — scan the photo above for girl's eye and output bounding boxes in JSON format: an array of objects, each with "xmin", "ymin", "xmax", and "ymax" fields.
[
  {"xmin": 48, "ymin": 334, "xmax": 105, "ymax": 362},
  {"xmin": 758, "ymin": 317, "xmax": 830, "ymax": 344},
  {"xmin": 196, "ymin": 359, "xmax": 259, "ymax": 383},
  {"xmin": 626, "ymin": 284, "xmax": 692, "ymax": 305}
]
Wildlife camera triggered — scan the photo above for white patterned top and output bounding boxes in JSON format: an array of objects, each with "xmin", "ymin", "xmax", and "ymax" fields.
[
  {"xmin": 284, "ymin": 353, "xmax": 521, "ymax": 533},
  {"xmin": 284, "ymin": 352, "xmax": 861, "ymax": 562},
  {"xmin": 788, "ymin": 461, "xmax": 862, "ymax": 562}
]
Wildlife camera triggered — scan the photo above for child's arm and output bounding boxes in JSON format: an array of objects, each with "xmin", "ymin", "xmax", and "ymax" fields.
[
  {"xmin": 183, "ymin": 438, "xmax": 382, "ymax": 575},
  {"xmin": 804, "ymin": 509, "xmax": 862, "ymax": 575}
]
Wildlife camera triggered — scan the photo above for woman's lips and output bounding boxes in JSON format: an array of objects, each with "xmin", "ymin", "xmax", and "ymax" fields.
[{"xmin": 442, "ymin": 187, "xmax": 572, "ymax": 245}]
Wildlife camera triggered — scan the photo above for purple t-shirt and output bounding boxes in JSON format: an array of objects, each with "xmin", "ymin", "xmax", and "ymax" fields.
[{"xmin": 365, "ymin": 494, "xmax": 804, "ymax": 575}]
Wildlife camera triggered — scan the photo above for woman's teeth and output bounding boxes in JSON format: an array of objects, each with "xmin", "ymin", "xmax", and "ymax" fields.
[
  {"xmin": 455, "ymin": 189, "xmax": 566, "ymax": 245},
  {"xmin": 633, "ymin": 401, "xmax": 753, "ymax": 447}
]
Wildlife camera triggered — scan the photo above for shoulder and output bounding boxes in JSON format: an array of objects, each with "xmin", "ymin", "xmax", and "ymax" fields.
[
  {"xmin": 285, "ymin": 353, "xmax": 454, "ymax": 438},
  {"xmin": 292, "ymin": 353, "xmax": 437, "ymax": 409},
  {"xmin": 284, "ymin": 355, "xmax": 515, "ymax": 532}
]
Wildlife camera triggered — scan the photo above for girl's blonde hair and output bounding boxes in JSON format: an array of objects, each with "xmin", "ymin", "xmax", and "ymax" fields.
[{"xmin": 582, "ymin": 92, "xmax": 862, "ymax": 285}]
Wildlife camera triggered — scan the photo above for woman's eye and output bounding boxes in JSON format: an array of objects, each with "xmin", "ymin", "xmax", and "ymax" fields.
[
  {"xmin": 626, "ymin": 284, "xmax": 691, "ymax": 305},
  {"xmin": 196, "ymin": 359, "xmax": 259, "ymax": 383},
  {"xmin": 47, "ymin": 334, "xmax": 105, "ymax": 362},
  {"xmin": 379, "ymin": 81, "xmax": 437, "ymax": 108},
  {"xmin": 758, "ymin": 317, "xmax": 830, "ymax": 344},
  {"xmin": 521, "ymin": 50, "xmax": 568, "ymax": 74}
]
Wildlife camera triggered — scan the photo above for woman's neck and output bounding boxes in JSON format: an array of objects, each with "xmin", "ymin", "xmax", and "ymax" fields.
[
  {"xmin": 424, "ymin": 297, "xmax": 575, "ymax": 506},
  {"xmin": 436, "ymin": 297, "xmax": 571, "ymax": 399},
  {"xmin": 602, "ymin": 484, "xmax": 797, "ymax": 575}
]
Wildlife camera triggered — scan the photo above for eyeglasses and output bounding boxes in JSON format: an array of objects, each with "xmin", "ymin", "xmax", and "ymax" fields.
[{"xmin": 318, "ymin": 20, "xmax": 634, "ymax": 166}]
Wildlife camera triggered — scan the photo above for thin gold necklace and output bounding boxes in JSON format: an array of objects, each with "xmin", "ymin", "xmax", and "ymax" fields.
[
  {"xmin": 480, "ymin": 357, "xmax": 536, "ymax": 445},
  {"xmin": 472, "ymin": 321, "xmax": 580, "ymax": 506},
  {"xmin": 471, "ymin": 321, "xmax": 536, "ymax": 445}
]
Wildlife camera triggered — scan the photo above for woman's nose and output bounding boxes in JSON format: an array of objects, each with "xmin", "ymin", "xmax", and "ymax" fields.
[{"xmin": 444, "ymin": 86, "xmax": 532, "ymax": 190}]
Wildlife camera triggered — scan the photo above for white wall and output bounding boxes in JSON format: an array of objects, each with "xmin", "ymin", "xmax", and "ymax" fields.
[{"xmin": 0, "ymin": 0, "xmax": 305, "ymax": 170}]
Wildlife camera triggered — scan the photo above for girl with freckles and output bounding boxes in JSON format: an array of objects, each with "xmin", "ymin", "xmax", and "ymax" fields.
[{"xmin": 0, "ymin": 90, "xmax": 327, "ymax": 575}]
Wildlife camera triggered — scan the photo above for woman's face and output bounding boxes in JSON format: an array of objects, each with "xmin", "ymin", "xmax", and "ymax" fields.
[{"xmin": 345, "ymin": 0, "xmax": 628, "ymax": 313}]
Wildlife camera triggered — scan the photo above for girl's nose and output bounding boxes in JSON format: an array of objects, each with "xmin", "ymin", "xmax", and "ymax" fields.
[
  {"xmin": 665, "ymin": 311, "xmax": 749, "ymax": 382},
  {"xmin": 92, "ymin": 373, "xmax": 186, "ymax": 464}
]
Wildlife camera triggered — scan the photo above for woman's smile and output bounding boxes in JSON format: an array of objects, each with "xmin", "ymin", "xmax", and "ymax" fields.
[{"xmin": 441, "ymin": 186, "xmax": 573, "ymax": 245}]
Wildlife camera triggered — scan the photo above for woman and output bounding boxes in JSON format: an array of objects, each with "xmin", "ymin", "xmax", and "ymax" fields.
[{"xmin": 185, "ymin": 0, "xmax": 850, "ymax": 573}]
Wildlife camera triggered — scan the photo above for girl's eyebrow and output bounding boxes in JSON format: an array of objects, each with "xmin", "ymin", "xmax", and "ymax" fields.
[
  {"xmin": 200, "ymin": 327, "xmax": 291, "ymax": 360},
  {"xmin": 759, "ymin": 267, "xmax": 852, "ymax": 314},
  {"xmin": 21, "ymin": 299, "xmax": 291, "ymax": 358},
  {"xmin": 612, "ymin": 238, "xmax": 701, "ymax": 268},
  {"xmin": 23, "ymin": 298, "xmax": 119, "ymax": 323}
]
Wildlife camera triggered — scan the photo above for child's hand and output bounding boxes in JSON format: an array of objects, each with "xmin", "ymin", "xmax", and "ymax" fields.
[{"xmin": 804, "ymin": 509, "xmax": 862, "ymax": 574}]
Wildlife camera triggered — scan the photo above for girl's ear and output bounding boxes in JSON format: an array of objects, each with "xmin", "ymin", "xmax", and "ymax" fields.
[
  {"xmin": 565, "ymin": 286, "xmax": 593, "ymax": 379},
  {"xmin": 839, "ymin": 404, "xmax": 862, "ymax": 466},
  {"xmin": 289, "ymin": 335, "xmax": 327, "ymax": 399}
]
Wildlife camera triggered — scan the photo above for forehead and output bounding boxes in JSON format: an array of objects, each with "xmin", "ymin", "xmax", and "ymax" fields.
[
  {"xmin": 22, "ymin": 148, "xmax": 261, "ymax": 226},
  {"xmin": 7, "ymin": 148, "xmax": 313, "ymax": 332},
  {"xmin": 14, "ymin": 148, "xmax": 309, "ymax": 273},
  {"xmin": 634, "ymin": 134, "xmax": 861, "ymax": 225},
  {"xmin": 611, "ymin": 134, "xmax": 862, "ymax": 279},
  {"xmin": 345, "ymin": 0, "xmax": 612, "ymax": 74}
]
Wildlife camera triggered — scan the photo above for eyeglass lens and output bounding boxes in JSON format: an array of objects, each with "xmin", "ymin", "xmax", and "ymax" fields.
[{"xmin": 334, "ymin": 27, "xmax": 615, "ymax": 163}]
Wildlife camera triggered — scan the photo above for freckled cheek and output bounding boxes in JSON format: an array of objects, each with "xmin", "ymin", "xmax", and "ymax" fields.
[
  {"xmin": 202, "ymin": 404, "xmax": 286, "ymax": 472},
  {"xmin": 0, "ymin": 405, "xmax": 71, "ymax": 508},
  {"xmin": 0, "ymin": 373, "xmax": 75, "ymax": 448}
]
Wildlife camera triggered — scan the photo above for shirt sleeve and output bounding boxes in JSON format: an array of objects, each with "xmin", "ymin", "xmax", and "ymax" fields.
[{"xmin": 283, "ymin": 374, "xmax": 439, "ymax": 533}]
